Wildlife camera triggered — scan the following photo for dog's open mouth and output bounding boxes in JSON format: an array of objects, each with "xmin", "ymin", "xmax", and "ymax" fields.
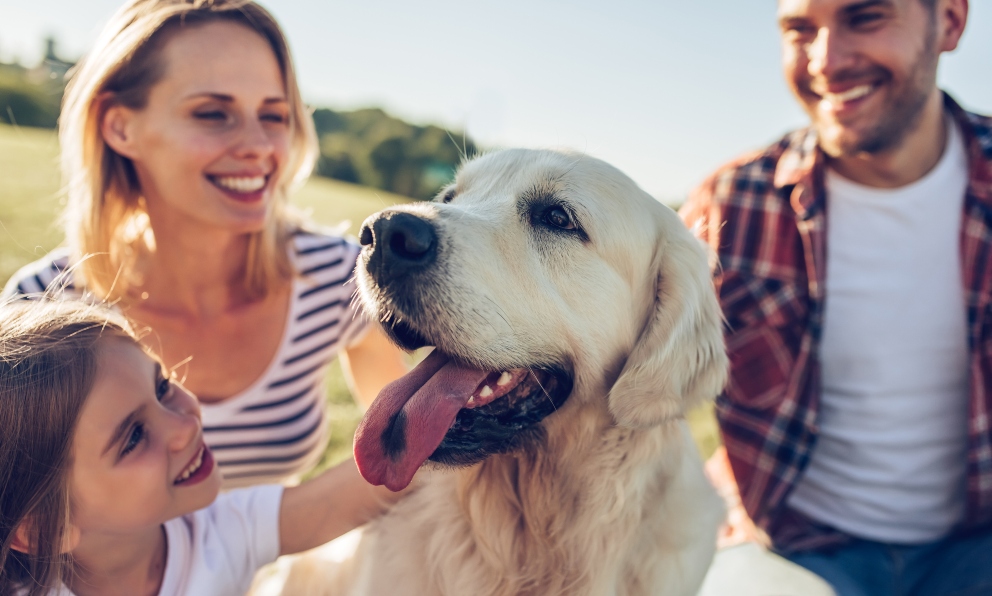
[{"xmin": 354, "ymin": 348, "xmax": 572, "ymax": 491}]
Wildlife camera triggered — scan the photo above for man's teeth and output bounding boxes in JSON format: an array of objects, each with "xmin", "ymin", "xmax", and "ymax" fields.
[
  {"xmin": 176, "ymin": 447, "xmax": 205, "ymax": 483},
  {"xmin": 823, "ymin": 84, "xmax": 874, "ymax": 104},
  {"xmin": 213, "ymin": 175, "xmax": 266, "ymax": 193}
]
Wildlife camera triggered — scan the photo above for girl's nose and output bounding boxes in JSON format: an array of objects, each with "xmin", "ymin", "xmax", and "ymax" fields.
[{"xmin": 165, "ymin": 385, "xmax": 202, "ymax": 451}]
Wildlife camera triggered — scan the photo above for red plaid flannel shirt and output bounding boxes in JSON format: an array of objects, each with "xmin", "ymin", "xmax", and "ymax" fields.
[{"xmin": 681, "ymin": 94, "xmax": 992, "ymax": 553}]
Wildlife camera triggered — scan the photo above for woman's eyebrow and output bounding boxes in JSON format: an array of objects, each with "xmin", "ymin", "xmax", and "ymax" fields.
[{"xmin": 183, "ymin": 92, "xmax": 287, "ymax": 104}]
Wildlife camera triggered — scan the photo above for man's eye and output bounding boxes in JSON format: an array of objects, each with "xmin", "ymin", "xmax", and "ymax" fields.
[
  {"xmin": 121, "ymin": 423, "xmax": 145, "ymax": 456},
  {"xmin": 156, "ymin": 377, "xmax": 172, "ymax": 401},
  {"xmin": 849, "ymin": 12, "xmax": 884, "ymax": 29},
  {"xmin": 544, "ymin": 206, "xmax": 575, "ymax": 230}
]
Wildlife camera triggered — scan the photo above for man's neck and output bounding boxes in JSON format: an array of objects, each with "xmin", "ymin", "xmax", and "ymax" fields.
[{"xmin": 827, "ymin": 90, "xmax": 948, "ymax": 189}]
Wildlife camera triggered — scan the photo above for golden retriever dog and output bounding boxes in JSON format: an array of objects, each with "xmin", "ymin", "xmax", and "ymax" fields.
[{"xmin": 281, "ymin": 148, "xmax": 728, "ymax": 596}]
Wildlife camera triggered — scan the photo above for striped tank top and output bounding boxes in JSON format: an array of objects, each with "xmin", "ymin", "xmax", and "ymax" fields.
[{"xmin": 3, "ymin": 229, "xmax": 369, "ymax": 488}]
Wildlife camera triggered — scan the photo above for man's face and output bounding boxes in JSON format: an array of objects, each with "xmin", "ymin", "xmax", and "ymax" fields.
[{"xmin": 778, "ymin": 0, "xmax": 941, "ymax": 157}]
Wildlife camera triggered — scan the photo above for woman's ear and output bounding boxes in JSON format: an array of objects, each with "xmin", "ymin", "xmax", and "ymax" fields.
[
  {"xmin": 100, "ymin": 99, "xmax": 140, "ymax": 160},
  {"xmin": 10, "ymin": 518, "xmax": 81, "ymax": 555}
]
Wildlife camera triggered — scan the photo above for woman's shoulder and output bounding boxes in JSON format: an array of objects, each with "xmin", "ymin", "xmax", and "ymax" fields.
[{"xmin": 2, "ymin": 247, "xmax": 77, "ymax": 299}]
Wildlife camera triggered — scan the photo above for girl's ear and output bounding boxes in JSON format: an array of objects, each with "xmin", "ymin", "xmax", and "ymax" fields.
[
  {"xmin": 100, "ymin": 98, "xmax": 140, "ymax": 160},
  {"xmin": 10, "ymin": 519, "xmax": 81, "ymax": 554}
]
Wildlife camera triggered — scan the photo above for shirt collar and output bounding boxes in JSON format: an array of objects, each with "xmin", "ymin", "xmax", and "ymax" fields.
[{"xmin": 773, "ymin": 92, "xmax": 992, "ymax": 213}]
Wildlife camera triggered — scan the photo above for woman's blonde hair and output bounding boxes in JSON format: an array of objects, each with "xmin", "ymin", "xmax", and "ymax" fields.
[
  {"xmin": 0, "ymin": 299, "xmax": 139, "ymax": 596},
  {"xmin": 60, "ymin": 0, "xmax": 317, "ymax": 301}
]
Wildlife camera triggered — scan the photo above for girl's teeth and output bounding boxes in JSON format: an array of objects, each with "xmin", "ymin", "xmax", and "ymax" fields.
[
  {"xmin": 178, "ymin": 448, "xmax": 205, "ymax": 482},
  {"xmin": 213, "ymin": 176, "xmax": 266, "ymax": 193}
]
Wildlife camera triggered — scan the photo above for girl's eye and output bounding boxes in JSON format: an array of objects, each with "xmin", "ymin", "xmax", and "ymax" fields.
[
  {"xmin": 156, "ymin": 377, "xmax": 172, "ymax": 401},
  {"xmin": 121, "ymin": 423, "xmax": 145, "ymax": 456},
  {"xmin": 544, "ymin": 206, "xmax": 575, "ymax": 230}
]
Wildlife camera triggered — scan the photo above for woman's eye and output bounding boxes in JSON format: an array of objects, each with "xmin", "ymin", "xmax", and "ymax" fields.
[
  {"xmin": 156, "ymin": 377, "xmax": 172, "ymax": 401},
  {"xmin": 193, "ymin": 110, "xmax": 227, "ymax": 121},
  {"xmin": 544, "ymin": 206, "xmax": 575, "ymax": 230},
  {"xmin": 121, "ymin": 423, "xmax": 145, "ymax": 456},
  {"xmin": 261, "ymin": 113, "xmax": 288, "ymax": 124}
]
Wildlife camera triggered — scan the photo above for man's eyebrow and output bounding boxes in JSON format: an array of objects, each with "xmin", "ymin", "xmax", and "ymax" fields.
[
  {"xmin": 841, "ymin": 0, "xmax": 892, "ymax": 13},
  {"xmin": 103, "ymin": 405, "xmax": 145, "ymax": 456}
]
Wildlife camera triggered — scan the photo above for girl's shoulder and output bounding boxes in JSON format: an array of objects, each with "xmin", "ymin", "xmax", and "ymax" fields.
[{"xmin": 2, "ymin": 247, "xmax": 77, "ymax": 300}]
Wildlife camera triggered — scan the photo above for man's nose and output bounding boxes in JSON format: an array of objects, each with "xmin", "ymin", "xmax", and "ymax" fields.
[{"xmin": 807, "ymin": 26, "xmax": 849, "ymax": 80}]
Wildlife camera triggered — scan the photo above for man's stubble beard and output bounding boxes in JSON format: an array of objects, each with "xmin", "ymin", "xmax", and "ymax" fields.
[{"xmin": 816, "ymin": 23, "xmax": 940, "ymax": 158}]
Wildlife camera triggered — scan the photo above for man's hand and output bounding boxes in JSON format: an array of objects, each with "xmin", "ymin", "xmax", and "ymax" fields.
[{"xmin": 705, "ymin": 446, "xmax": 770, "ymax": 549}]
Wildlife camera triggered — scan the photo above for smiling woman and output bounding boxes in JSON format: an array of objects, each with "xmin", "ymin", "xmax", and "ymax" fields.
[{"xmin": 2, "ymin": 0, "xmax": 410, "ymax": 490}]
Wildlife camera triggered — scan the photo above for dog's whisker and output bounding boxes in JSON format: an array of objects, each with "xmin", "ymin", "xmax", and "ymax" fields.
[{"xmin": 531, "ymin": 372, "xmax": 558, "ymax": 413}]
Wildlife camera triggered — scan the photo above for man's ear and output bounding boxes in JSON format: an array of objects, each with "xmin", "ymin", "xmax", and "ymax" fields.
[
  {"xmin": 10, "ymin": 518, "xmax": 81, "ymax": 555},
  {"xmin": 607, "ymin": 215, "xmax": 728, "ymax": 428},
  {"xmin": 938, "ymin": 0, "xmax": 968, "ymax": 53},
  {"xmin": 100, "ymin": 98, "xmax": 140, "ymax": 160}
]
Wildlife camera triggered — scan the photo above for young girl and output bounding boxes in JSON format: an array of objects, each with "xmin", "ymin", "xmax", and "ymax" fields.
[{"xmin": 0, "ymin": 299, "xmax": 404, "ymax": 596}]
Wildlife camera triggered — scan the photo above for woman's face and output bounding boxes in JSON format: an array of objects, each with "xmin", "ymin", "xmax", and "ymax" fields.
[{"xmin": 104, "ymin": 20, "xmax": 292, "ymax": 235}]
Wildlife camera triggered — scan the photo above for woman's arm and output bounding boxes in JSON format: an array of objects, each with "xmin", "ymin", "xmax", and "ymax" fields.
[
  {"xmin": 278, "ymin": 458, "xmax": 411, "ymax": 555},
  {"xmin": 338, "ymin": 325, "xmax": 410, "ymax": 409}
]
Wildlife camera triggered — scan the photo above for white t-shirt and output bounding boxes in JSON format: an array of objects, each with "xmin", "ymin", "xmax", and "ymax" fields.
[
  {"xmin": 787, "ymin": 116, "xmax": 971, "ymax": 543},
  {"xmin": 26, "ymin": 485, "xmax": 284, "ymax": 596}
]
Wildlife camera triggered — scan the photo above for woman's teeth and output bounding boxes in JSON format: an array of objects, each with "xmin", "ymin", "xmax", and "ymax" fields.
[
  {"xmin": 175, "ymin": 446, "xmax": 205, "ymax": 484},
  {"xmin": 212, "ymin": 175, "xmax": 266, "ymax": 193}
]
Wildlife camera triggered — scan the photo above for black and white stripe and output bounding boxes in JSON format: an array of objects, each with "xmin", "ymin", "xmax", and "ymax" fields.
[{"xmin": 2, "ymin": 231, "xmax": 369, "ymax": 488}]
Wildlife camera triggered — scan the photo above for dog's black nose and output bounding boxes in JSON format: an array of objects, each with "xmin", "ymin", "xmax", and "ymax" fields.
[{"xmin": 361, "ymin": 211, "xmax": 438, "ymax": 282}]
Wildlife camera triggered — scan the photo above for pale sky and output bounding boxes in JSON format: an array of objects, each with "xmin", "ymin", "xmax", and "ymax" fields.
[{"xmin": 1, "ymin": 1, "xmax": 989, "ymax": 202}]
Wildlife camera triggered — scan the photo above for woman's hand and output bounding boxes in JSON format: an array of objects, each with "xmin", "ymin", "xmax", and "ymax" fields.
[{"xmin": 339, "ymin": 325, "xmax": 410, "ymax": 409}]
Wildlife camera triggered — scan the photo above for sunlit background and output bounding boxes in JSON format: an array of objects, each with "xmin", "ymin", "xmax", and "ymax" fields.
[{"xmin": 2, "ymin": 0, "xmax": 989, "ymax": 203}]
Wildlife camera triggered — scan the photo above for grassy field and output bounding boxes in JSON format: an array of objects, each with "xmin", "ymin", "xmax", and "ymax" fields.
[{"xmin": 0, "ymin": 122, "xmax": 719, "ymax": 475}]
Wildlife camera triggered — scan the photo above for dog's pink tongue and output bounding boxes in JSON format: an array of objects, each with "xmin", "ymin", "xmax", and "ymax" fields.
[{"xmin": 354, "ymin": 349, "xmax": 488, "ymax": 491}]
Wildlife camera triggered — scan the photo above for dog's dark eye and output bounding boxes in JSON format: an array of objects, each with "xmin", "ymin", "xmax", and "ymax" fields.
[
  {"xmin": 544, "ymin": 206, "xmax": 575, "ymax": 230},
  {"xmin": 441, "ymin": 189, "xmax": 456, "ymax": 204}
]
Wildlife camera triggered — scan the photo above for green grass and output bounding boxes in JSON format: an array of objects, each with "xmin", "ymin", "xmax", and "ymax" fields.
[{"xmin": 0, "ymin": 123, "xmax": 719, "ymax": 477}]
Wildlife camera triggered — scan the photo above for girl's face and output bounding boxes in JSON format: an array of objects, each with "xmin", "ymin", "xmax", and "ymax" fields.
[
  {"xmin": 103, "ymin": 20, "xmax": 291, "ymax": 235},
  {"xmin": 70, "ymin": 337, "xmax": 221, "ymax": 537}
]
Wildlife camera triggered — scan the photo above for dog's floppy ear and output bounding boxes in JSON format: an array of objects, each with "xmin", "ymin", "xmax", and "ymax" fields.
[{"xmin": 608, "ymin": 222, "xmax": 728, "ymax": 428}]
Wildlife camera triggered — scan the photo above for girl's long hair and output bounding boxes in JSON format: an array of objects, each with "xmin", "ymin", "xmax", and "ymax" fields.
[
  {"xmin": 0, "ymin": 299, "xmax": 138, "ymax": 596},
  {"xmin": 60, "ymin": 0, "xmax": 317, "ymax": 301}
]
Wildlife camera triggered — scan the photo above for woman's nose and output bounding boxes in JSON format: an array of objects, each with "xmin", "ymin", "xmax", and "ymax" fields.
[{"xmin": 234, "ymin": 116, "xmax": 277, "ymax": 160}]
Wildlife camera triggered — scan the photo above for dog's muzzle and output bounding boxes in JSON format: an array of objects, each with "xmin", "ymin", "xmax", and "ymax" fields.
[{"xmin": 360, "ymin": 211, "xmax": 437, "ymax": 286}]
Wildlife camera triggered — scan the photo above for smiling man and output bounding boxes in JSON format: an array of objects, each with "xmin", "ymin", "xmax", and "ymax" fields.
[{"xmin": 681, "ymin": 0, "xmax": 992, "ymax": 594}]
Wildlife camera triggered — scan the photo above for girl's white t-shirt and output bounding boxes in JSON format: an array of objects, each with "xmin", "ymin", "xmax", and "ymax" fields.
[{"xmin": 29, "ymin": 485, "xmax": 283, "ymax": 596}]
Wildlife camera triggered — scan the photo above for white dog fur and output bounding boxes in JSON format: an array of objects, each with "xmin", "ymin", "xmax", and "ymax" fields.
[{"xmin": 281, "ymin": 148, "xmax": 728, "ymax": 596}]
